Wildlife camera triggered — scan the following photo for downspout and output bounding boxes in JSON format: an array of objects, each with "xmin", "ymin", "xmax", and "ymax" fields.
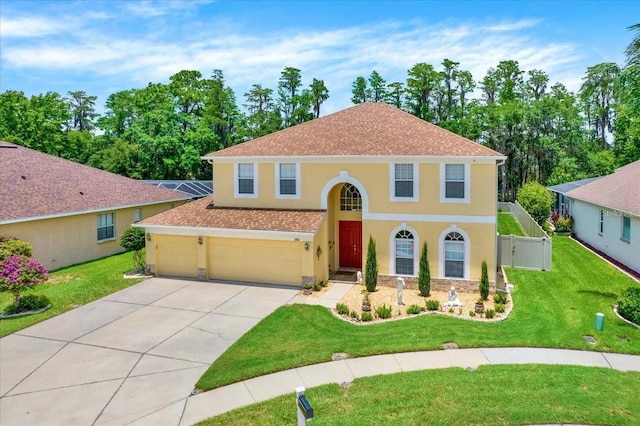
[{"xmin": 495, "ymin": 157, "xmax": 507, "ymax": 284}]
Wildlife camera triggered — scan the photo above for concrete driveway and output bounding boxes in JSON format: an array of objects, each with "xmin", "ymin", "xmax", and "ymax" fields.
[{"xmin": 0, "ymin": 277, "xmax": 301, "ymax": 426}]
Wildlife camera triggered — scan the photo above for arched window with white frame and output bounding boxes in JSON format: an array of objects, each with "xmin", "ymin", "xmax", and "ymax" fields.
[
  {"xmin": 444, "ymin": 231, "xmax": 464, "ymax": 278},
  {"xmin": 395, "ymin": 230, "xmax": 415, "ymax": 275}
]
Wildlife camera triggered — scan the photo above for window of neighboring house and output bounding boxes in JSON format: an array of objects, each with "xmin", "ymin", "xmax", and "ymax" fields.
[
  {"xmin": 97, "ymin": 213, "xmax": 115, "ymax": 241},
  {"xmin": 599, "ymin": 210, "xmax": 604, "ymax": 234},
  {"xmin": 277, "ymin": 163, "xmax": 299, "ymax": 197},
  {"xmin": 395, "ymin": 230, "xmax": 415, "ymax": 275},
  {"xmin": 445, "ymin": 164, "xmax": 465, "ymax": 199},
  {"xmin": 166, "ymin": 203, "xmax": 174, "ymax": 211},
  {"xmin": 394, "ymin": 164, "xmax": 414, "ymax": 198},
  {"xmin": 622, "ymin": 216, "xmax": 631, "ymax": 242},
  {"xmin": 340, "ymin": 183, "xmax": 362, "ymax": 211},
  {"xmin": 444, "ymin": 231, "xmax": 464, "ymax": 278},
  {"xmin": 134, "ymin": 209, "xmax": 142, "ymax": 223},
  {"xmin": 238, "ymin": 163, "xmax": 255, "ymax": 195}
]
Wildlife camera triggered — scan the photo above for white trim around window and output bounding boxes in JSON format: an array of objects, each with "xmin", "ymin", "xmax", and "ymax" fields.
[
  {"xmin": 275, "ymin": 163, "xmax": 301, "ymax": 199},
  {"xmin": 438, "ymin": 225, "xmax": 471, "ymax": 280},
  {"xmin": 97, "ymin": 212, "xmax": 115, "ymax": 242},
  {"xmin": 439, "ymin": 163, "xmax": 470, "ymax": 203},
  {"xmin": 389, "ymin": 163, "xmax": 419, "ymax": 202},
  {"xmin": 388, "ymin": 223, "xmax": 419, "ymax": 277},
  {"xmin": 234, "ymin": 163, "xmax": 258, "ymax": 198}
]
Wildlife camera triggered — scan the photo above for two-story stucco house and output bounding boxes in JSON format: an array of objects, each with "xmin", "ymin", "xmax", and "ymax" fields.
[
  {"xmin": 137, "ymin": 103, "xmax": 505, "ymax": 288},
  {"xmin": 567, "ymin": 159, "xmax": 640, "ymax": 275}
]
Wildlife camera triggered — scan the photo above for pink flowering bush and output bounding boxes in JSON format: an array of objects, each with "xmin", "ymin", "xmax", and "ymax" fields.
[{"xmin": 0, "ymin": 255, "xmax": 49, "ymax": 308}]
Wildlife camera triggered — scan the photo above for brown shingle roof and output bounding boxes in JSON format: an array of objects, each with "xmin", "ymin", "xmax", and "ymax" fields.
[
  {"xmin": 0, "ymin": 142, "xmax": 188, "ymax": 222},
  {"xmin": 206, "ymin": 102, "xmax": 503, "ymax": 158},
  {"xmin": 567, "ymin": 160, "xmax": 640, "ymax": 216},
  {"xmin": 139, "ymin": 196, "xmax": 326, "ymax": 233}
]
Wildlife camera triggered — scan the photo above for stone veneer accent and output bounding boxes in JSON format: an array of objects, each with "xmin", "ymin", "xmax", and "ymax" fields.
[
  {"xmin": 376, "ymin": 275, "xmax": 496, "ymax": 293},
  {"xmin": 145, "ymin": 264, "xmax": 156, "ymax": 275},
  {"xmin": 301, "ymin": 275, "xmax": 316, "ymax": 286},
  {"xmin": 198, "ymin": 268, "xmax": 207, "ymax": 281}
]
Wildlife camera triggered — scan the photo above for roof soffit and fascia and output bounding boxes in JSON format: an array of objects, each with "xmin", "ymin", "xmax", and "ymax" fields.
[{"xmin": 201, "ymin": 154, "xmax": 507, "ymax": 165}]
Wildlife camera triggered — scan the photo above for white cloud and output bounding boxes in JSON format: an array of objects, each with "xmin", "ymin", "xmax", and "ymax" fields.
[
  {"xmin": 0, "ymin": 16, "xmax": 68, "ymax": 37},
  {"xmin": 0, "ymin": 12, "xmax": 587, "ymax": 108}
]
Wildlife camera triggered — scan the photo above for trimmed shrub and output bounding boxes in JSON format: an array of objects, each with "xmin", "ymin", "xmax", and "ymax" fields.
[
  {"xmin": 361, "ymin": 312, "xmax": 373, "ymax": 322},
  {"xmin": 375, "ymin": 303, "xmax": 393, "ymax": 319},
  {"xmin": 119, "ymin": 226, "xmax": 146, "ymax": 271},
  {"xmin": 365, "ymin": 235, "xmax": 378, "ymax": 293},
  {"xmin": 425, "ymin": 299, "xmax": 440, "ymax": 311},
  {"xmin": 0, "ymin": 238, "xmax": 32, "ymax": 262},
  {"xmin": 617, "ymin": 287, "xmax": 640, "ymax": 325},
  {"xmin": 517, "ymin": 181, "xmax": 554, "ymax": 226},
  {"xmin": 418, "ymin": 242, "xmax": 430, "ymax": 297},
  {"xmin": 493, "ymin": 293, "xmax": 508, "ymax": 304},
  {"xmin": 485, "ymin": 309, "xmax": 496, "ymax": 319},
  {"xmin": 336, "ymin": 303, "xmax": 349, "ymax": 315},
  {"xmin": 406, "ymin": 304, "xmax": 422, "ymax": 315},
  {"xmin": 469, "ymin": 310, "xmax": 476, "ymax": 317},
  {"xmin": 479, "ymin": 260, "xmax": 489, "ymax": 301},
  {"xmin": 495, "ymin": 303, "xmax": 506, "ymax": 313},
  {"xmin": 3, "ymin": 294, "xmax": 50, "ymax": 314}
]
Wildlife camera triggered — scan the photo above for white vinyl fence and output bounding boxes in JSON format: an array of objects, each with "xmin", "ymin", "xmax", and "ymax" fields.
[{"xmin": 498, "ymin": 201, "xmax": 552, "ymax": 271}]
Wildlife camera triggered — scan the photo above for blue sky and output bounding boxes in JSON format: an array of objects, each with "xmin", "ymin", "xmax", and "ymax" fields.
[{"xmin": 1, "ymin": 0, "xmax": 638, "ymax": 115}]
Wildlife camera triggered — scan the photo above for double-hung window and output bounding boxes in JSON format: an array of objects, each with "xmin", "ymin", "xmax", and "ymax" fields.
[
  {"xmin": 235, "ymin": 163, "xmax": 257, "ymax": 197},
  {"xmin": 441, "ymin": 163, "xmax": 469, "ymax": 203},
  {"xmin": 276, "ymin": 163, "xmax": 300, "ymax": 198},
  {"xmin": 599, "ymin": 210, "xmax": 604, "ymax": 234},
  {"xmin": 444, "ymin": 232, "xmax": 464, "ymax": 278},
  {"xmin": 97, "ymin": 213, "xmax": 115, "ymax": 241},
  {"xmin": 390, "ymin": 163, "xmax": 417, "ymax": 201},
  {"xmin": 395, "ymin": 230, "xmax": 415, "ymax": 275}
]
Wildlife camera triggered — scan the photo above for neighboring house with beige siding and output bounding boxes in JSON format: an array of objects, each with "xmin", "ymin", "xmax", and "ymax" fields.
[
  {"xmin": 138, "ymin": 103, "xmax": 506, "ymax": 287},
  {"xmin": 0, "ymin": 142, "xmax": 188, "ymax": 271},
  {"xmin": 567, "ymin": 160, "xmax": 640, "ymax": 274}
]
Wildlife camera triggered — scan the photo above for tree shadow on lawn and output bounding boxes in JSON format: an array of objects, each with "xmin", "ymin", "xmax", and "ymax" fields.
[{"xmin": 577, "ymin": 289, "xmax": 620, "ymax": 300}]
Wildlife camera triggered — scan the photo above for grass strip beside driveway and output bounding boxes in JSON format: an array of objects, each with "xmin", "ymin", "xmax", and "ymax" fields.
[
  {"xmin": 197, "ymin": 237, "xmax": 640, "ymax": 391},
  {"xmin": 197, "ymin": 365, "xmax": 640, "ymax": 425},
  {"xmin": 0, "ymin": 252, "xmax": 142, "ymax": 337}
]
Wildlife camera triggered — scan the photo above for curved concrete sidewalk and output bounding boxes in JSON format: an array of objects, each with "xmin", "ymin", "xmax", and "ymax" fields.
[{"xmin": 181, "ymin": 347, "xmax": 640, "ymax": 425}]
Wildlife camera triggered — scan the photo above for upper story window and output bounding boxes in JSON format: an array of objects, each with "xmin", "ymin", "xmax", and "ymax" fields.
[
  {"xmin": 276, "ymin": 163, "xmax": 300, "ymax": 198},
  {"xmin": 390, "ymin": 163, "xmax": 418, "ymax": 202},
  {"xmin": 622, "ymin": 216, "xmax": 631, "ymax": 242},
  {"xmin": 234, "ymin": 163, "xmax": 258, "ymax": 198},
  {"xmin": 340, "ymin": 183, "xmax": 362, "ymax": 211},
  {"xmin": 134, "ymin": 209, "xmax": 142, "ymax": 223},
  {"xmin": 440, "ymin": 163, "xmax": 469, "ymax": 203},
  {"xmin": 97, "ymin": 213, "xmax": 115, "ymax": 241}
]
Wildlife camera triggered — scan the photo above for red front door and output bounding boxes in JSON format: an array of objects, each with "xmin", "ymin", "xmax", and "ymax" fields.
[{"xmin": 339, "ymin": 221, "xmax": 362, "ymax": 269}]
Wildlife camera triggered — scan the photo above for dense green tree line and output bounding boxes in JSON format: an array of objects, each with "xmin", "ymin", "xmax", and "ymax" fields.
[
  {"xmin": 0, "ymin": 25, "xmax": 637, "ymax": 193},
  {"xmin": 350, "ymin": 23, "xmax": 639, "ymax": 200}
]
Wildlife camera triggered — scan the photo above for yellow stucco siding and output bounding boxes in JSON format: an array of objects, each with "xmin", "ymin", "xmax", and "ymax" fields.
[
  {"xmin": 206, "ymin": 237, "xmax": 309, "ymax": 285},
  {"xmin": 362, "ymin": 220, "xmax": 497, "ymax": 282},
  {"xmin": 212, "ymin": 160, "xmax": 497, "ymax": 217},
  {"xmin": 1, "ymin": 202, "xmax": 181, "ymax": 271}
]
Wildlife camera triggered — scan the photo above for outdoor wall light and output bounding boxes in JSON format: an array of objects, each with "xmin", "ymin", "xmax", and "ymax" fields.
[
  {"xmin": 146, "ymin": 233, "xmax": 151, "ymax": 241},
  {"xmin": 316, "ymin": 245, "xmax": 322, "ymax": 260},
  {"xmin": 304, "ymin": 242, "xmax": 310, "ymax": 251},
  {"xmin": 198, "ymin": 236, "xmax": 203, "ymax": 245}
]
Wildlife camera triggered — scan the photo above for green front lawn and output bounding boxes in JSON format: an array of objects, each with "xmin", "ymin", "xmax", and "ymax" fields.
[
  {"xmin": 197, "ymin": 236, "xmax": 640, "ymax": 391},
  {"xmin": 198, "ymin": 365, "xmax": 640, "ymax": 425},
  {"xmin": 498, "ymin": 212, "xmax": 526, "ymax": 236},
  {"xmin": 0, "ymin": 251, "xmax": 142, "ymax": 337}
]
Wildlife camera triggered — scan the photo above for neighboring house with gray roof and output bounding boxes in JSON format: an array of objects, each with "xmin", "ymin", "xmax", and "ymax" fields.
[
  {"xmin": 566, "ymin": 159, "xmax": 640, "ymax": 274},
  {"xmin": 0, "ymin": 142, "xmax": 188, "ymax": 271},
  {"xmin": 138, "ymin": 103, "xmax": 506, "ymax": 287},
  {"xmin": 548, "ymin": 177, "xmax": 602, "ymax": 217}
]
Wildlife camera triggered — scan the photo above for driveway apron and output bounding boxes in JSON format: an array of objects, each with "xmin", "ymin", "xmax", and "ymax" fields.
[{"xmin": 0, "ymin": 278, "xmax": 300, "ymax": 426}]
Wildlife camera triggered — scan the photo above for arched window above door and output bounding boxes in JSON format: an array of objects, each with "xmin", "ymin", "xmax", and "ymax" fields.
[{"xmin": 340, "ymin": 183, "xmax": 362, "ymax": 211}]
